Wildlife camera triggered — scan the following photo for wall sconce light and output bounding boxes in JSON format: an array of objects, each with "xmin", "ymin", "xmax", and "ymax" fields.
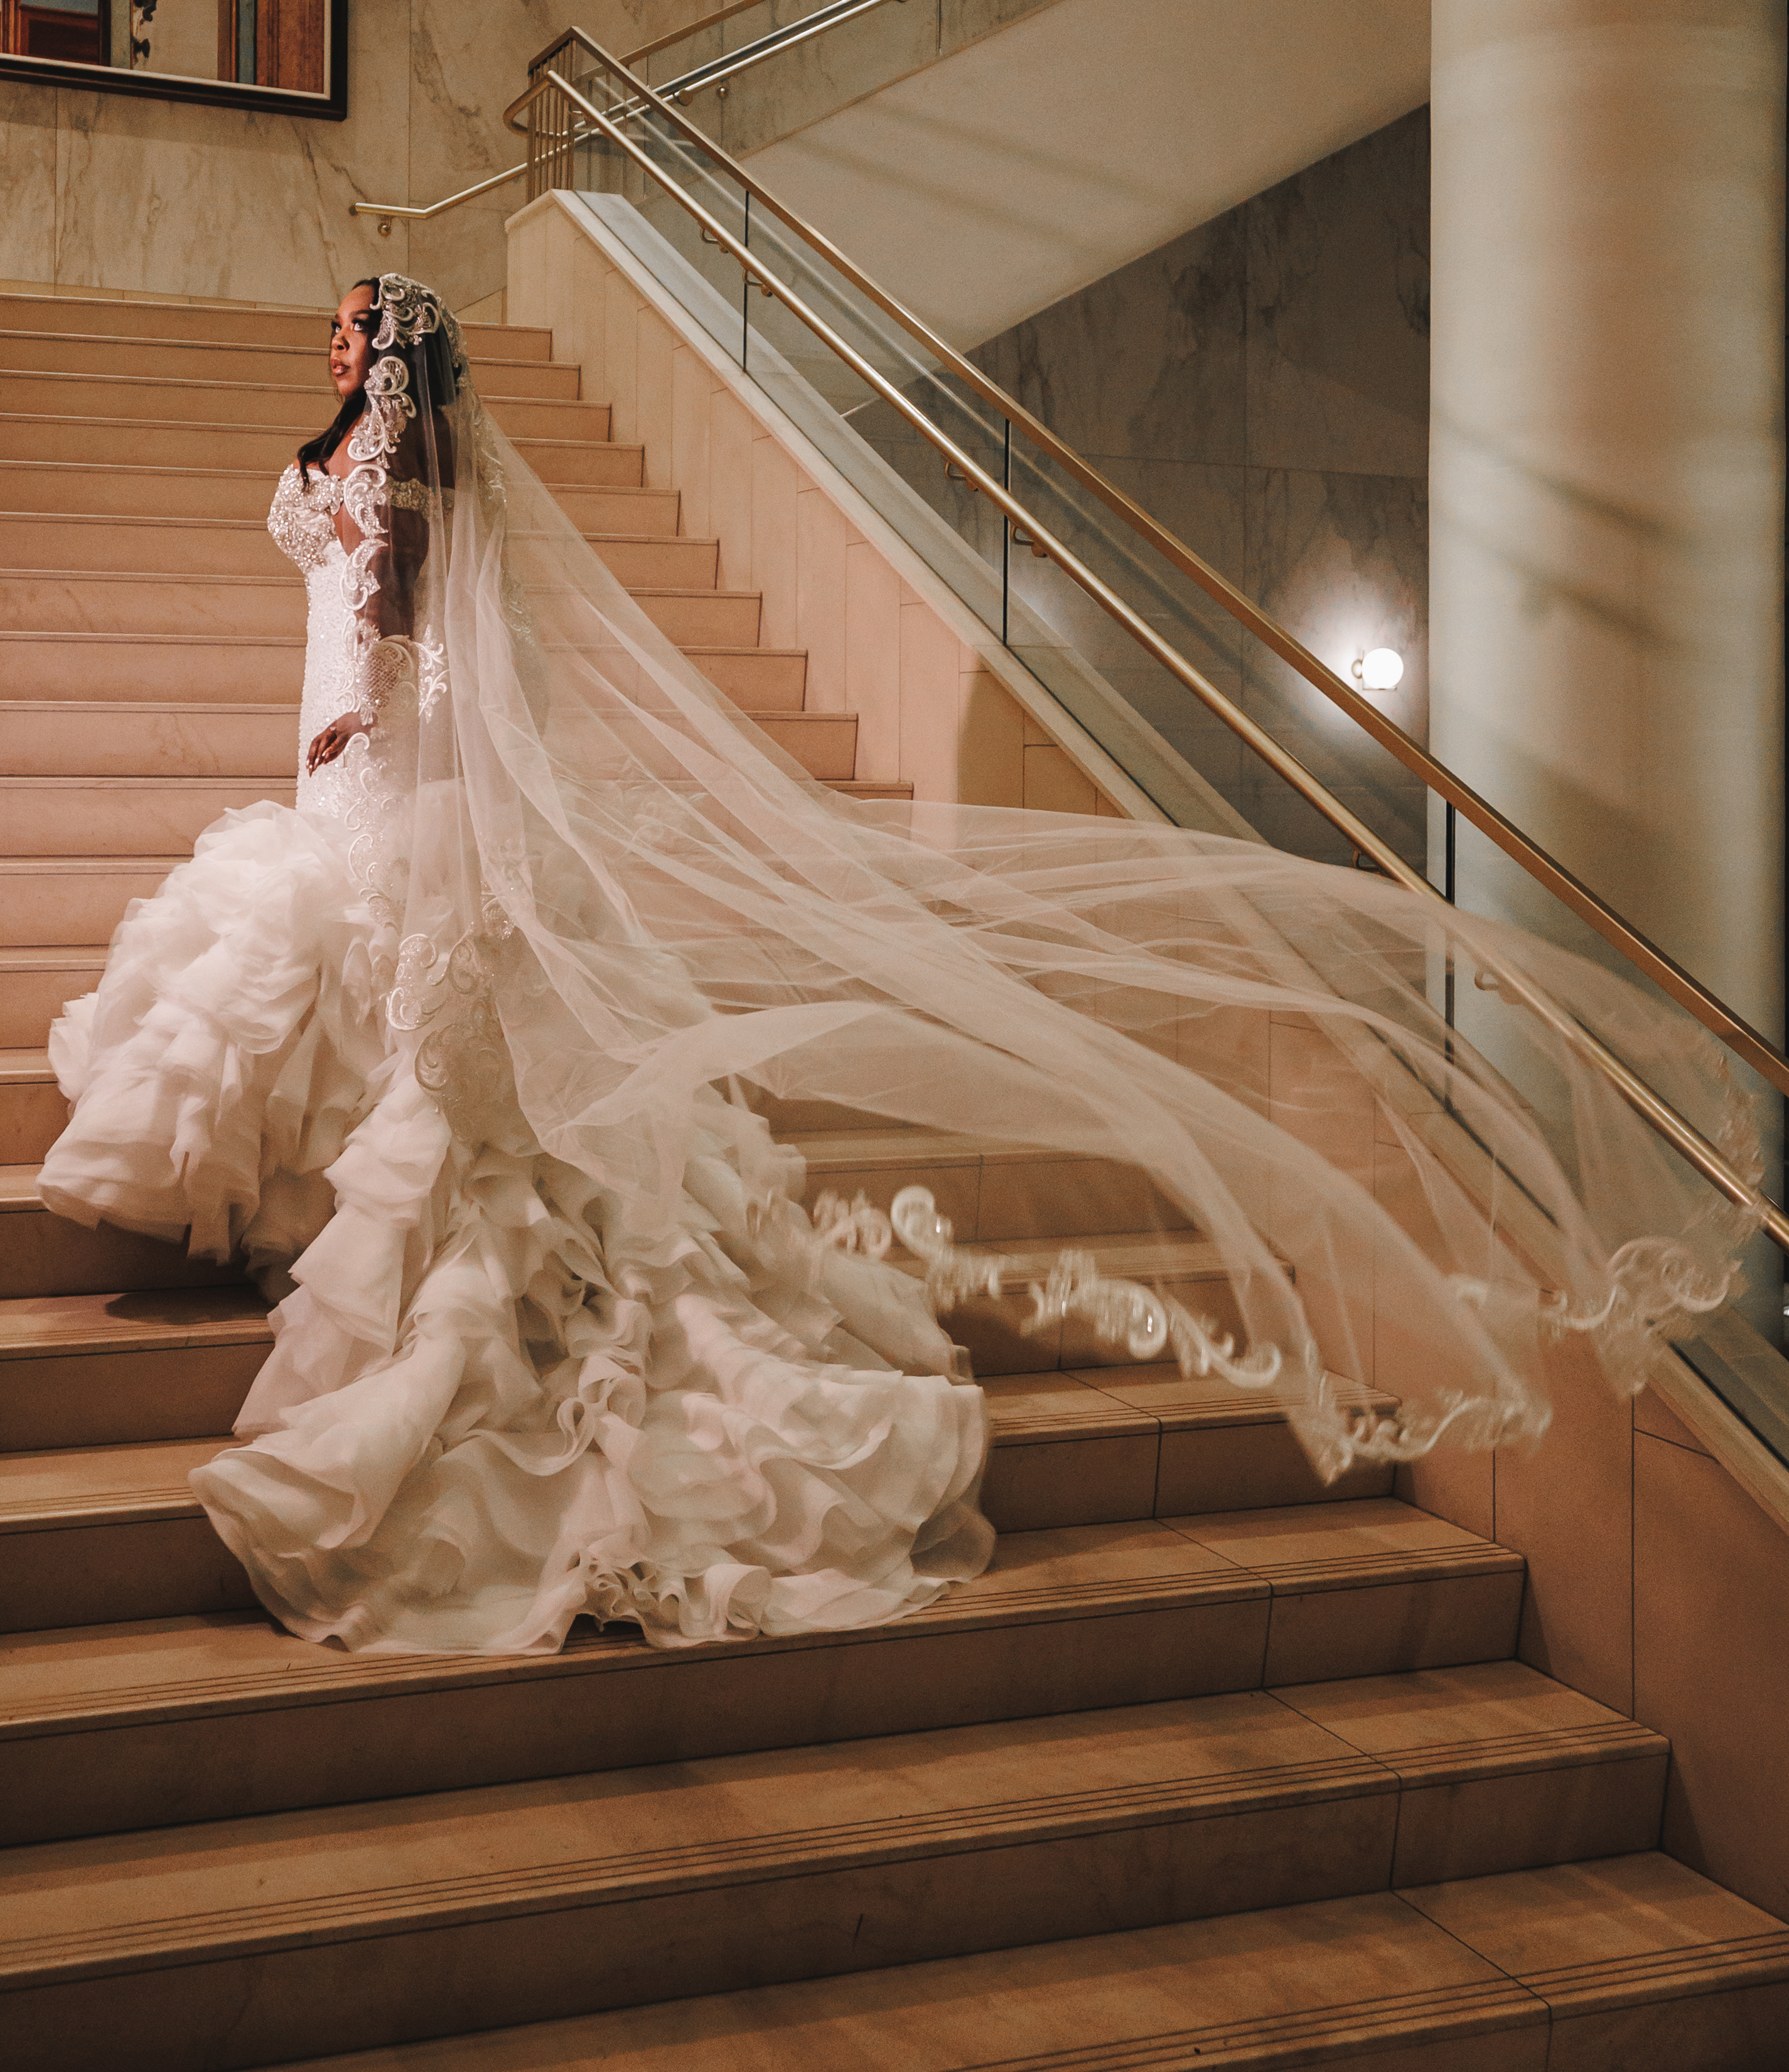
[{"xmin": 1351, "ymin": 647, "xmax": 1404, "ymax": 692}]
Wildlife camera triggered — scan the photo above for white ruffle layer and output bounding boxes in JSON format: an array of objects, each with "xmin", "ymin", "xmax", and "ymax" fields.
[{"xmin": 43, "ymin": 803, "xmax": 991, "ymax": 1655}]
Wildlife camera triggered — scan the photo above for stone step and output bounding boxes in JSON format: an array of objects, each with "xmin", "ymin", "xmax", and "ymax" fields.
[
  {"xmin": 0, "ymin": 412, "xmax": 645, "ymax": 483},
  {"xmin": 0, "ymin": 1658, "xmax": 1670, "ymax": 2072},
  {"xmin": 0, "ymin": 1163, "xmax": 242, "ymax": 1300},
  {"xmin": 0, "ymin": 369, "xmax": 610, "ymax": 445},
  {"xmin": 0, "ymin": 950, "xmax": 105, "ymax": 1050},
  {"xmin": 627, "ymin": 586, "xmax": 763, "ymax": 646},
  {"xmin": 0, "ymin": 859, "xmax": 178, "ymax": 947},
  {"xmin": 0, "ymin": 294, "xmax": 554, "ymax": 360},
  {"xmin": 261, "ymin": 1854, "xmax": 1789, "ymax": 2072},
  {"xmin": 0, "ymin": 1515, "xmax": 1264, "ymax": 1833},
  {"xmin": 0, "ymin": 1285, "xmax": 269, "ymax": 1451},
  {"xmin": 756, "ymin": 711, "xmax": 858, "ymax": 780},
  {"xmin": 0, "ymin": 327, "xmax": 581, "ymax": 400},
  {"xmin": 685, "ymin": 644, "xmax": 808, "ymax": 711},
  {"xmin": 0, "ymin": 515, "xmax": 717, "ymax": 588},
  {"xmin": 0, "ymin": 778, "xmax": 293, "ymax": 857},
  {"xmin": 0, "ymin": 629, "xmax": 787, "ymax": 706},
  {"xmin": 0, "ymin": 1274, "xmax": 1390, "ymax": 1520},
  {"xmin": 0, "ymin": 704, "xmax": 298, "ymax": 778},
  {"xmin": 0, "ymin": 572, "xmax": 764, "ymax": 645},
  {"xmin": 0, "ymin": 632, "xmax": 308, "ymax": 701},
  {"xmin": 0, "ymin": 1051, "xmax": 63, "ymax": 1164},
  {"xmin": 0, "ymin": 463, "xmax": 679, "ymax": 537},
  {"xmin": 0, "ymin": 701, "xmax": 835, "ymax": 784},
  {"xmin": 509, "ymin": 435, "xmax": 645, "ymax": 488}
]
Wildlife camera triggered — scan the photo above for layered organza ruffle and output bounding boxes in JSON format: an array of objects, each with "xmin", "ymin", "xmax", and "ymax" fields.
[{"xmin": 43, "ymin": 802, "xmax": 991, "ymax": 1655}]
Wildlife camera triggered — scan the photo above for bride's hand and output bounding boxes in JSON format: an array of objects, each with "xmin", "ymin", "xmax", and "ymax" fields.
[{"xmin": 306, "ymin": 712, "xmax": 370, "ymax": 773}]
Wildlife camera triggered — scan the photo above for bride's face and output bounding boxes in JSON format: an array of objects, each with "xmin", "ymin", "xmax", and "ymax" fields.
[{"xmin": 329, "ymin": 284, "xmax": 378, "ymax": 400}]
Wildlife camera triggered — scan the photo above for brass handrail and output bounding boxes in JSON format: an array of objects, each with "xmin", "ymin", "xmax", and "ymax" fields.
[
  {"xmin": 350, "ymin": 163, "xmax": 526, "ymax": 235},
  {"xmin": 531, "ymin": 0, "xmax": 903, "ymax": 123},
  {"xmin": 536, "ymin": 62, "xmax": 1789, "ymax": 1254},
  {"xmin": 353, "ymin": 2, "xmax": 902, "ymax": 237},
  {"xmin": 510, "ymin": 30, "xmax": 1789, "ymax": 1111}
]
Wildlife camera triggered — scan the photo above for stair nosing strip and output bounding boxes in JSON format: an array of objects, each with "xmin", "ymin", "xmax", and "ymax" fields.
[
  {"xmin": 0, "ymin": 1572, "xmax": 1267, "ymax": 1738},
  {"xmin": 0, "ymin": 1755, "xmax": 1394, "ymax": 1987}
]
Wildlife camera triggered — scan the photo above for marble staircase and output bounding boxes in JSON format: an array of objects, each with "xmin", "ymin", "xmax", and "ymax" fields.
[{"xmin": 0, "ymin": 294, "xmax": 1784, "ymax": 2069}]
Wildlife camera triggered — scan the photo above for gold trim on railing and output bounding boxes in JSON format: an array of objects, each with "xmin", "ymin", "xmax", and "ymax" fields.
[
  {"xmin": 510, "ymin": 30, "xmax": 1789, "ymax": 1110},
  {"xmin": 533, "ymin": 55, "xmax": 1788, "ymax": 1255}
]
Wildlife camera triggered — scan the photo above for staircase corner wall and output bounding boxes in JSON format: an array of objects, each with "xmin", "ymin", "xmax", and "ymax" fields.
[{"xmin": 505, "ymin": 191, "xmax": 1136, "ymax": 817}]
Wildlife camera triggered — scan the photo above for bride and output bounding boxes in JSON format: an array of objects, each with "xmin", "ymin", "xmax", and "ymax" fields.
[{"xmin": 36, "ymin": 274, "xmax": 1758, "ymax": 1658}]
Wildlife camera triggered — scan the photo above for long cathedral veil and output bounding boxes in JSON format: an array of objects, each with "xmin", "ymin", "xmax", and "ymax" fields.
[{"xmin": 341, "ymin": 274, "xmax": 1758, "ymax": 1481}]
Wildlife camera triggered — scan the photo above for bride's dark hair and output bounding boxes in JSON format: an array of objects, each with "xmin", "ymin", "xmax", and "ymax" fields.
[{"xmin": 296, "ymin": 276, "xmax": 464, "ymax": 477}]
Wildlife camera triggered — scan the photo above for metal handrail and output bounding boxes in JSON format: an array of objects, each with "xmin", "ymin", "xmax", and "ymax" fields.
[
  {"xmin": 509, "ymin": 30, "xmax": 1789, "ymax": 1112},
  {"xmin": 522, "ymin": 56, "xmax": 1789, "ymax": 1255},
  {"xmin": 351, "ymin": 1, "xmax": 902, "ymax": 238},
  {"xmin": 535, "ymin": 0, "xmax": 905, "ymax": 119},
  {"xmin": 350, "ymin": 163, "xmax": 526, "ymax": 235}
]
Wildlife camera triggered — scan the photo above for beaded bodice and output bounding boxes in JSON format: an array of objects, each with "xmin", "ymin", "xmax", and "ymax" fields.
[{"xmin": 267, "ymin": 463, "xmax": 345, "ymax": 574}]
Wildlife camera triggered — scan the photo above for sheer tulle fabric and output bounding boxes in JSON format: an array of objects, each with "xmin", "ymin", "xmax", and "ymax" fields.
[{"xmin": 38, "ymin": 276, "xmax": 1761, "ymax": 1656}]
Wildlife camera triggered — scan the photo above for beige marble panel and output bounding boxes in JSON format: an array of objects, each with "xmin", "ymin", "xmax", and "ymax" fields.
[
  {"xmin": 406, "ymin": 1, "xmax": 562, "ymax": 312},
  {"xmin": 749, "ymin": 432, "xmax": 799, "ymax": 646},
  {"xmin": 1493, "ymin": 1334, "xmax": 1634, "ymax": 1718},
  {"xmin": 51, "ymin": 0, "xmax": 410, "ymax": 308},
  {"xmin": 957, "ymin": 670, "xmax": 1026, "ymax": 808},
  {"xmin": 0, "ymin": 82, "xmax": 60, "ymax": 289},
  {"xmin": 707, "ymin": 383, "xmax": 756, "ymax": 592},
  {"xmin": 634, "ymin": 303, "xmax": 679, "ymax": 488},
  {"xmin": 795, "ymin": 482, "xmax": 848, "ymax": 711},
  {"xmin": 898, "ymin": 597, "xmax": 964, "ymax": 802},
  {"xmin": 567, "ymin": 232, "xmax": 610, "ymax": 391},
  {"xmin": 1024, "ymin": 742, "xmax": 1098, "ymax": 813},
  {"xmin": 670, "ymin": 344, "xmax": 712, "ymax": 542},
  {"xmin": 1269, "ymin": 1016, "xmax": 1378, "ymax": 1385},
  {"xmin": 1635, "ymin": 1429, "xmax": 1789, "ymax": 1922},
  {"xmin": 503, "ymin": 210, "xmax": 551, "ymax": 336},
  {"xmin": 601, "ymin": 269, "xmax": 641, "ymax": 445},
  {"xmin": 845, "ymin": 537, "xmax": 901, "ymax": 783}
]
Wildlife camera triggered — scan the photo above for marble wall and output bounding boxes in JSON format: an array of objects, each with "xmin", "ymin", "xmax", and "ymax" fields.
[
  {"xmin": 0, "ymin": 1, "xmax": 1059, "ymax": 316},
  {"xmin": 955, "ymin": 108, "xmax": 1432, "ymax": 867},
  {"xmin": 0, "ymin": 3, "xmax": 723, "ymax": 313}
]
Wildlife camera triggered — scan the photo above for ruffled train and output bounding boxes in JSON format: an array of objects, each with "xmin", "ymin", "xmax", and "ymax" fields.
[{"xmin": 40, "ymin": 803, "xmax": 992, "ymax": 1655}]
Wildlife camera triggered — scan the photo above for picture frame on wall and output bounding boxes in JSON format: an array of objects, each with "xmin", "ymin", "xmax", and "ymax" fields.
[{"xmin": 0, "ymin": 0, "xmax": 347, "ymax": 119}]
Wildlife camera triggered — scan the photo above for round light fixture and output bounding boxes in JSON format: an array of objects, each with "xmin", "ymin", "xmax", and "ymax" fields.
[{"xmin": 1351, "ymin": 647, "xmax": 1405, "ymax": 692}]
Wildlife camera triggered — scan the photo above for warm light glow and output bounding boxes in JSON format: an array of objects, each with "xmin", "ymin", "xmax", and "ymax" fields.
[{"xmin": 1355, "ymin": 647, "xmax": 1404, "ymax": 691}]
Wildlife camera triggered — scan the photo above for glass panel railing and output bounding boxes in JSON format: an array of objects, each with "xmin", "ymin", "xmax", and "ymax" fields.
[{"xmin": 522, "ymin": 37, "xmax": 1789, "ymax": 1438}]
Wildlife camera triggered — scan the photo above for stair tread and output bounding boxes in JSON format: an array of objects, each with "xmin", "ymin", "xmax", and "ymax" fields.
[
  {"xmin": 0, "ymin": 1284, "xmax": 269, "ymax": 1358},
  {"xmin": 0, "ymin": 412, "xmax": 635, "ymax": 451},
  {"xmin": 1164, "ymin": 1497, "xmax": 1523, "ymax": 1588},
  {"xmin": 0, "ymin": 365, "xmax": 597, "ymax": 407},
  {"xmin": 0, "ymin": 947, "xmax": 107, "ymax": 968},
  {"xmin": 0, "ymin": 1494, "xmax": 1509, "ymax": 1672},
  {"xmin": 0, "ymin": 1517, "xmax": 1262, "ymax": 1731},
  {"xmin": 0, "ymin": 1652, "xmax": 1672, "ymax": 1985},
  {"xmin": 256, "ymin": 1855, "xmax": 1789, "ymax": 2072},
  {"xmin": 0, "ymin": 1366, "xmax": 1351, "ymax": 1519},
  {"xmin": 0, "ymin": 328, "xmax": 562, "ymax": 377}
]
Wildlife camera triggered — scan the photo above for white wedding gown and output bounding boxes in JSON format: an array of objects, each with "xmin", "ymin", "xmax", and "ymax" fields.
[
  {"xmin": 39, "ymin": 461, "xmax": 992, "ymax": 1656},
  {"xmin": 36, "ymin": 273, "xmax": 1761, "ymax": 1660}
]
